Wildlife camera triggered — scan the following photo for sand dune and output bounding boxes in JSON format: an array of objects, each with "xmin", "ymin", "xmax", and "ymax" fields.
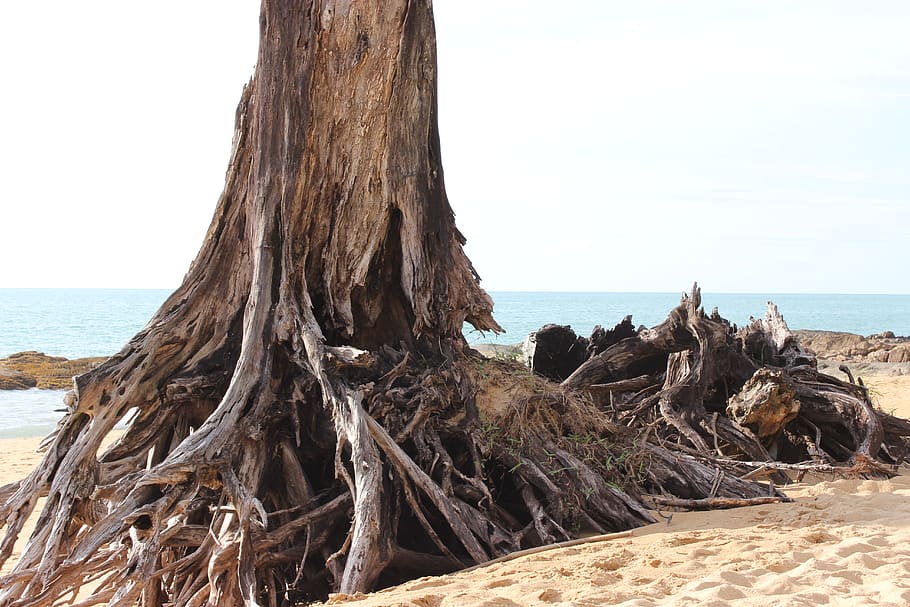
[{"xmin": 2, "ymin": 373, "xmax": 909, "ymax": 605}]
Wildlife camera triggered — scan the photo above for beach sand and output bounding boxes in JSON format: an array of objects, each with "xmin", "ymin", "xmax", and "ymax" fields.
[
  {"xmin": 2, "ymin": 372, "xmax": 909, "ymax": 605},
  {"xmin": 323, "ymin": 476, "xmax": 910, "ymax": 607},
  {"xmin": 0, "ymin": 437, "xmax": 50, "ymax": 578}
]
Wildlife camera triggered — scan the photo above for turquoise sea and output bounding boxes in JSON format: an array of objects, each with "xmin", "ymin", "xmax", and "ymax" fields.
[{"xmin": 2, "ymin": 288, "xmax": 909, "ymax": 438}]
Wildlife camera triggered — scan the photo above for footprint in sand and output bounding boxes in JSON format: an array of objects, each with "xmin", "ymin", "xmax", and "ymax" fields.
[
  {"xmin": 689, "ymin": 547, "xmax": 714, "ymax": 559},
  {"xmin": 407, "ymin": 595, "xmax": 442, "ymax": 607},
  {"xmin": 828, "ymin": 568, "xmax": 864, "ymax": 584},
  {"xmin": 483, "ymin": 579, "xmax": 515, "ymax": 589},
  {"xmin": 764, "ymin": 560, "xmax": 797, "ymax": 574},
  {"xmin": 833, "ymin": 538, "xmax": 878, "ymax": 558},
  {"xmin": 592, "ymin": 558, "xmax": 624, "ymax": 572},
  {"xmin": 405, "ymin": 579, "xmax": 445, "ymax": 591},
  {"xmin": 684, "ymin": 579, "xmax": 747, "ymax": 600},
  {"xmin": 475, "ymin": 599, "xmax": 522, "ymax": 607},
  {"xmin": 716, "ymin": 571, "xmax": 753, "ymax": 587},
  {"xmin": 667, "ymin": 534, "xmax": 706, "ymax": 547},
  {"xmin": 865, "ymin": 535, "xmax": 891, "ymax": 548},
  {"xmin": 536, "ymin": 589, "xmax": 562, "ymax": 602},
  {"xmin": 801, "ymin": 528, "xmax": 838, "ymax": 544}
]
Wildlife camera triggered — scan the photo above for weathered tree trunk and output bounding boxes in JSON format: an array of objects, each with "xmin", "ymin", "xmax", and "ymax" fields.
[
  {"xmin": 0, "ymin": 2, "xmax": 504, "ymax": 604},
  {"xmin": 0, "ymin": 4, "xmax": 661, "ymax": 606},
  {"xmin": 522, "ymin": 324, "xmax": 589, "ymax": 382}
]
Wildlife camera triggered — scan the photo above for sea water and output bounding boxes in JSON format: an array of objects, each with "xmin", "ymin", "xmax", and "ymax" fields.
[
  {"xmin": 470, "ymin": 291, "xmax": 910, "ymax": 345},
  {"xmin": 0, "ymin": 288, "xmax": 172, "ymax": 359},
  {"xmin": 4, "ymin": 289, "xmax": 909, "ymax": 359},
  {"xmin": 0, "ymin": 288, "xmax": 171, "ymax": 438},
  {"xmin": 2, "ymin": 288, "xmax": 909, "ymax": 438},
  {"xmin": 0, "ymin": 388, "xmax": 68, "ymax": 439}
]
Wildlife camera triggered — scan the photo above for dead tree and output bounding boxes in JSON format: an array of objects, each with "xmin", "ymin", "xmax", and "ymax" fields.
[
  {"xmin": 530, "ymin": 285, "xmax": 910, "ymax": 484},
  {"xmin": 0, "ymin": 4, "xmax": 724, "ymax": 605}
]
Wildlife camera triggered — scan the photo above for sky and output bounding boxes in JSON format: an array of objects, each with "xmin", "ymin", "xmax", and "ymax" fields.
[{"xmin": 1, "ymin": 1, "xmax": 908, "ymax": 293}]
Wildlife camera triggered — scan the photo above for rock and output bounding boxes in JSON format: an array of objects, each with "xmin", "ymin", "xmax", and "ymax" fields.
[
  {"xmin": 887, "ymin": 345, "xmax": 910, "ymax": 364},
  {"xmin": 872, "ymin": 350, "xmax": 890, "ymax": 363},
  {"xmin": 0, "ymin": 369, "xmax": 38, "ymax": 390},
  {"xmin": 0, "ymin": 351, "xmax": 108, "ymax": 390},
  {"xmin": 471, "ymin": 343, "xmax": 523, "ymax": 361},
  {"xmin": 792, "ymin": 330, "xmax": 910, "ymax": 365},
  {"xmin": 792, "ymin": 330, "xmax": 866, "ymax": 359}
]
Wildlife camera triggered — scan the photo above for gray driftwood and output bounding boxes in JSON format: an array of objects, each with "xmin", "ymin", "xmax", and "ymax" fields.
[{"xmin": 528, "ymin": 285, "xmax": 910, "ymax": 488}]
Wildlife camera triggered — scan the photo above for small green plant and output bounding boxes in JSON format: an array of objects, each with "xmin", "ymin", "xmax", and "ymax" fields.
[{"xmin": 479, "ymin": 421, "xmax": 501, "ymax": 452}]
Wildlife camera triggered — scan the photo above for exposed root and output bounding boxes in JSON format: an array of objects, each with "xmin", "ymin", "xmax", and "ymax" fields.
[{"xmin": 526, "ymin": 284, "xmax": 910, "ymax": 487}]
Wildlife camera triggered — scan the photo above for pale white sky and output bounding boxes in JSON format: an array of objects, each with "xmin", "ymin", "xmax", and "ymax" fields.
[{"xmin": 1, "ymin": 2, "xmax": 908, "ymax": 293}]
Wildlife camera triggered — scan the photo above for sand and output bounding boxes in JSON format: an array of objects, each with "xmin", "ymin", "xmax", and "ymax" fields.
[
  {"xmin": 0, "ymin": 437, "xmax": 49, "ymax": 578},
  {"xmin": 318, "ymin": 475, "xmax": 910, "ymax": 606},
  {"xmin": 0, "ymin": 432, "xmax": 122, "ymax": 579},
  {"xmin": 2, "ymin": 372, "xmax": 909, "ymax": 605}
]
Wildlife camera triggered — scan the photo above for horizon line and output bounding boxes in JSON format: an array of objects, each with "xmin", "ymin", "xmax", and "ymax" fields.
[{"xmin": 2, "ymin": 287, "xmax": 909, "ymax": 297}]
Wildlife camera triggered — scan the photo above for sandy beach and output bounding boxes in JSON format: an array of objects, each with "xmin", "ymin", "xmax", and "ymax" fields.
[
  {"xmin": 322, "ymin": 475, "xmax": 910, "ymax": 607},
  {"xmin": 2, "ymin": 371, "xmax": 909, "ymax": 605}
]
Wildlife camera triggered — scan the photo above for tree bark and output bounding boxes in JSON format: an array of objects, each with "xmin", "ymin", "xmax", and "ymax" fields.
[
  {"xmin": 528, "ymin": 285, "xmax": 910, "ymax": 483},
  {"xmin": 0, "ymin": 2, "xmax": 503, "ymax": 605},
  {"xmin": 0, "ymin": 4, "xmax": 662, "ymax": 606}
]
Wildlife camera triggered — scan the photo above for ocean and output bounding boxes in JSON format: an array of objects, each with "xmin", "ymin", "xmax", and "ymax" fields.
[
  {"xmin": 2, "ymin": 288, "xmax": 909, "ymax": 438},
  {"xmin": 0, "ymin": 288, "xmax": 172, "ymax": 360}
]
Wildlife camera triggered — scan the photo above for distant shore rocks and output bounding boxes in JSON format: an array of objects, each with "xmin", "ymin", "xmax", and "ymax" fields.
[
  {"xmin": 792, "ymin": 330, "xmax": 910, "ymax": 364},
  {"xmin": 475, "ymin": 329, "xmax": 910, "ymax": 372},
  {"xmin": 0, "ymin": 351, "xmax": 107, "ymax": 390}
]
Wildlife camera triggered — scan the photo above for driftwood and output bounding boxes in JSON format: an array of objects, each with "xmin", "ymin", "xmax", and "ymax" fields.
[
  {"xmin": 526, "ymin": 283, "xmax": 910, "ymax": 493},
  {"xmin": 522, "ymin": 324, "xmax": 589, "ymax": 381},
  {"xmin": 727, "ymin": 368, "xmax": 801, "ymax": 439},
  {"xmin": 647, "ymin": 495, "xmax": 792, "ymax": 510}
]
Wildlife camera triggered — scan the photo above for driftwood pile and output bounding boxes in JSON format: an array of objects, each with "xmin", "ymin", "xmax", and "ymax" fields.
[{"xmin": 523, "ymin": 284, "xmax": 910, "ymax": 490}]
